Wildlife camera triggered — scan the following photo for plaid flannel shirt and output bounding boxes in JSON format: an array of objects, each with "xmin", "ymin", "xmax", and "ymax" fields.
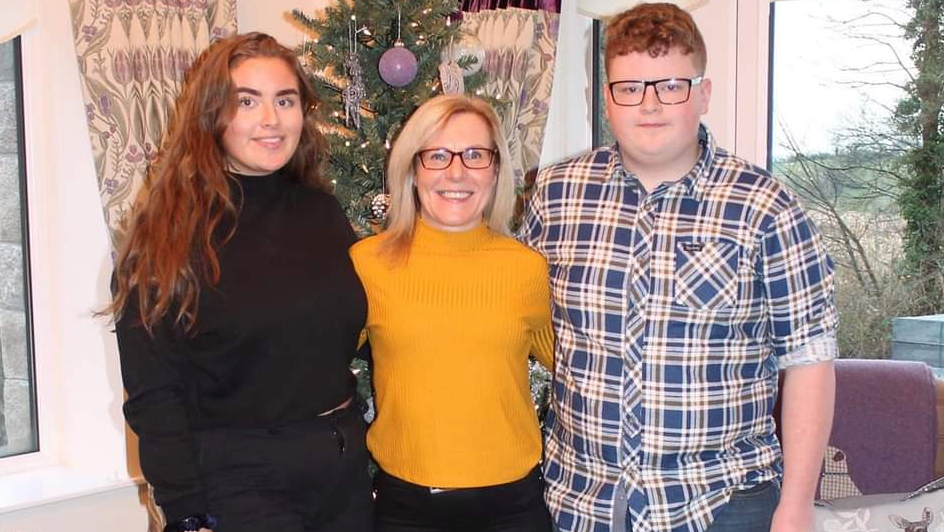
[{"xmin": 520, "ymin": 126, "xmax": 838, "ymax": 532}]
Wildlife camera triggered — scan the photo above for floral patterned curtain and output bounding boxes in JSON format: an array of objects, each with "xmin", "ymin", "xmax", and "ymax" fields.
[
  {"xmin": 458, "ymin": 7, "xmax": 560, "ymax": 191},
  {"xmin": 70, "ymin": 0, "xmax": 237, "ymax": 246},
  {"xmin": 70, "ymin": 5, "xmax": 236, "ymax": 528}
]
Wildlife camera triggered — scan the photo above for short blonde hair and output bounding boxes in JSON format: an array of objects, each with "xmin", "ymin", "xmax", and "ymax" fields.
[{"xmin": 378, "ymin": 94, "xmax": 514, "ymax": 264}]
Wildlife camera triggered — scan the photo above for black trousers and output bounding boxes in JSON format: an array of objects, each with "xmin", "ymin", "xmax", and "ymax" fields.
[
  {"xmin": 194, "ymin": 401, "xmax": 373, "ymax": 532},
  {"xmin": 373, "ymin": 465, "xmax": 553, "ymax": 532}
]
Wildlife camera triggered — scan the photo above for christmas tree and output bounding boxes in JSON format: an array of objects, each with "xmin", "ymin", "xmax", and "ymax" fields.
[
  {"xmin": 292, "ymin": 0, "xmax": 489, "ymax": 234},
  {"xmin": 291, "ymin": 2, "xmax": 555, "ymax": 424}
]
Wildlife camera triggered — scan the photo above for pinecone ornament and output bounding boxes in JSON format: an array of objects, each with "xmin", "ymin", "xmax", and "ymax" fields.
[{"xmin": 370, "ymin": 192, "xmax": 391, "ymax": 222}]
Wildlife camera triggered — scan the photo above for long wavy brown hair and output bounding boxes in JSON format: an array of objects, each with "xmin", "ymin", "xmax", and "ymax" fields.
[{"xmin": 109, "ymin": 32, "xmax": 327, "ymax": 334}]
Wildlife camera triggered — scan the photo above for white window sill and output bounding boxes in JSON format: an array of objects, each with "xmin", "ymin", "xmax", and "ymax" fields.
[{"xmin": 0, "ymin": 465, "xmax": 141, "ymax": 514}]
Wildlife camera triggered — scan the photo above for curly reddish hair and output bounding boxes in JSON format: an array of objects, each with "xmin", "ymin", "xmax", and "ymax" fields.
[{"xmin": 605, "ymin": 3, "xmax": 707, "ymax": 76}]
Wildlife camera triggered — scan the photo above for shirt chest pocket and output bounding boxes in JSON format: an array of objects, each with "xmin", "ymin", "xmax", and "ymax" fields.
[{"xmin": 674, "ymin": 239, "xmax": 742, "ymax": 309}]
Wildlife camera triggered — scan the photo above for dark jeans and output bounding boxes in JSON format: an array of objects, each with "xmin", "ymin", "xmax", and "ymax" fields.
[
  {"xmin": 193, "ymin": 400, "xmax": 373, "ymax": 532},
  {"xmin": 374, "ymin": 465, "xmax": 553, "ymax": 532},
  {"xmin": 706, "ymin": 481, "xmax": 781, "ymax": 532}
]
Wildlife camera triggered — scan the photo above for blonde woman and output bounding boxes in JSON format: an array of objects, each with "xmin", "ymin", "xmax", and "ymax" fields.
[{"xmin": 350, "ymin": 94, "xmax": 554, "ymax": 532}]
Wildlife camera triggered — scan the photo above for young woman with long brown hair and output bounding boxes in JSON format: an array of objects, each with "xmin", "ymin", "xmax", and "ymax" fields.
[{"xmin": 110, "ymin": 32, "xmax": 371, "ymax": 532}]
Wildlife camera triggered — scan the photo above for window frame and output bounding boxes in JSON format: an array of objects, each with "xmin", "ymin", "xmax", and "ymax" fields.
[
  {"xmin": 0, "ymin": 30, "xmax": 57, "ymax": 478},
  {"xmin": 591, "ymin": 19, "xmax": 604, "ymax": 148},
  {"xmin": 0, "ymin": 14, "xmax": 139, "ymax": 514},
  {"xmin": 734, "ymin": 0, "xmax": 773, "ymax": 169},
  {"xmin": 0, "ymin": 35, "xmax": 41, "ymax": 462}
]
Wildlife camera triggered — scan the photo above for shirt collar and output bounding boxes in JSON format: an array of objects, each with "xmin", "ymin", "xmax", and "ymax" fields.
[{"xmin": 606, "ymin": 123, "xmax": 716, "ymax": 202}]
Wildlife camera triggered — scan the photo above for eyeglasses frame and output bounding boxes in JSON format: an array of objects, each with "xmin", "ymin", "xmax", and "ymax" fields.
[
  {"xmin": 415, "ymin": 147, "xmax": 499, "ymax": 170},
  {"xmin": 607, "ymin": 76, "xmax": 705, "ymax": 107}
]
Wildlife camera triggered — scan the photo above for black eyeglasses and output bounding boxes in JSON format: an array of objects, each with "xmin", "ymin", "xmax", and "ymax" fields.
[
  {"xmin": 416, "ymin": 148, "xmax": 497, "ymax": 170},
  {"xmin": 608, "ymin": 76, "xmax": 704, "ymax": 107}
]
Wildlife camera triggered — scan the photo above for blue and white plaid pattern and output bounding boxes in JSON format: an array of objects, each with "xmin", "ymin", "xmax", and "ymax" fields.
[{"xmin": 520, "ymin": 126, "xmax": 838, "ymax": 532}]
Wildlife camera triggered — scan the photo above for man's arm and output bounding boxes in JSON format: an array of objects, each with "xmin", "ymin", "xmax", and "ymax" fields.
[
  {"xmin": 516, "ymin": 167, "xmax": 549, "ymax": 249},
  {"xmin": 771, "ymin": 359, "xmax": 835, "ymax": 532}
]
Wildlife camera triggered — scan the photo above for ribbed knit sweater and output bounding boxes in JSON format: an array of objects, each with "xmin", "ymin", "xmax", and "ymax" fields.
[{"xmin": 350, "ymin": 218, "xmax": 554, "ymax": 488}]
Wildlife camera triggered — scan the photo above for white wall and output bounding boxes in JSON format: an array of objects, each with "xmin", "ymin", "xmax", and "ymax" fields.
[
  {"xmin": 539, "ymin": 0, "xmax": 594, "ymax": 165},
  {"xmin": 0, "ymin": 0, "xmax": 754, "ymax": 529},
  {"xmin": 236, "ymin": 0, "xmax": 327, "ymax": 47},
  {"xmin": 693, "ymin": 0, "xmax": 737, "ymax": 150},
  {"xmin": 0, "ymin": 488, "xmax": 148, "ymax": 532}
]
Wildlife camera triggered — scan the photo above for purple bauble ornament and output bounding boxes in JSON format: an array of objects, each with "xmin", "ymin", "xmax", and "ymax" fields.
[{"xmin": 378, "ymin": 42, "xmax": 418, "ymax": 87}]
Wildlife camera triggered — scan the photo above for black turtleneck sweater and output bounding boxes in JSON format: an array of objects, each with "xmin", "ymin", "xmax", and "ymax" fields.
[{"xmin": 115, "ymin": 171, "xmax": 367, "ymax": 522}]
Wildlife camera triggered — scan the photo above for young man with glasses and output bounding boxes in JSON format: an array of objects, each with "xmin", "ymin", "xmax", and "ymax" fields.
[{"xmin": 520, "ymin": 4, "xmax": 838, "ymax": 532}]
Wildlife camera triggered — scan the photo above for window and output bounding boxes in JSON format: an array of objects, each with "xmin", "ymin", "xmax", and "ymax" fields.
[
  {"xmin": 0, "ymin": 8, "xmax": 141, "ymax": 513},
  {"xmin": 768, "ymin": 0, "xmax": 920, "ymax": 360},
  {"xmin": 768, "ymin": 0, "xmax": 911, "ymax": 164},
  {"xmin": 0, "ymin": 37, "xmax": 38, "ymax": 459},
  {"xmin": 591, "ymin": 20, "xmax": 613, "ymax": 148},
  {"xmin": 0, "ymin": 1, "xmax": 143, "ymax": 517}
]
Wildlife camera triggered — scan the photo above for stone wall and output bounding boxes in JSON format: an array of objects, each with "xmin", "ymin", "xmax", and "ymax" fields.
[{"xmin": 0, "ymin": 38, "xmax": 35, "ymax": 456}]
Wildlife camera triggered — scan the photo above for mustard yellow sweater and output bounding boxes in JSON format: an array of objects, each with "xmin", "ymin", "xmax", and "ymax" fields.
[{"xmin": 350, "ymin": 219, "xmax": 554, "ymax": 488}]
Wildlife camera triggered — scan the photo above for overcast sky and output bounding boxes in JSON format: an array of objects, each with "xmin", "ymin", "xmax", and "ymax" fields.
[{"xmin": 770, "ymin": 0, "xmax": 913, "ymax": 158}]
